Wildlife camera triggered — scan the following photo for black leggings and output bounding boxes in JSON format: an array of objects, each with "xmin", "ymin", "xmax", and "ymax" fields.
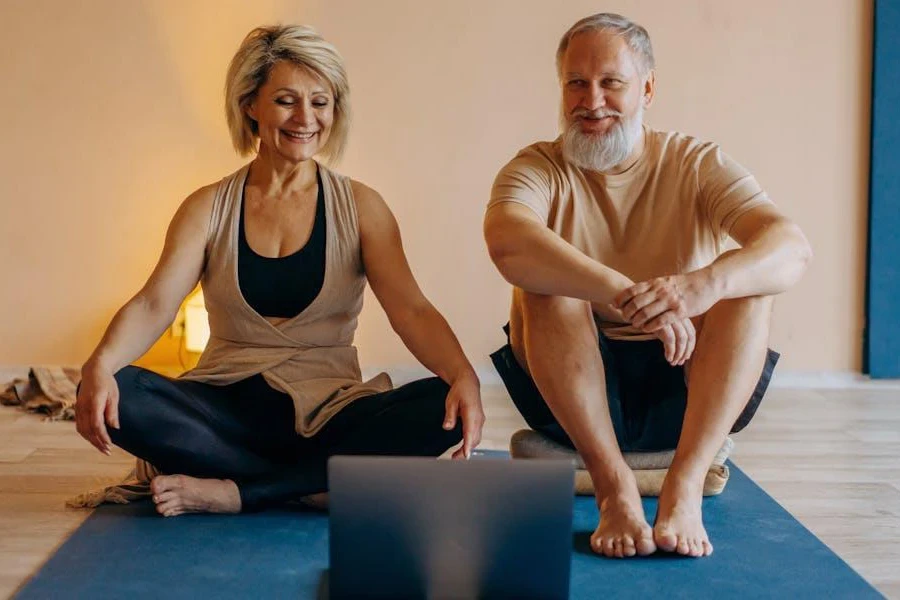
[{"xmin": 109, "ymin": 366, "xmax": 462, "ymax": 512}]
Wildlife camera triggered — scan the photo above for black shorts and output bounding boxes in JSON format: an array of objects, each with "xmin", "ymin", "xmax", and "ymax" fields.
[{"xmin": 490, "ymin": 324, "xmax": 780, "ymax": 453}]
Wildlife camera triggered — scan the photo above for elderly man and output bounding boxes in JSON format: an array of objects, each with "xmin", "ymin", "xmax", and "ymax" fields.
[{"xmin": 484, "ymin": 13, "xmax": 811, "ymax": 558}]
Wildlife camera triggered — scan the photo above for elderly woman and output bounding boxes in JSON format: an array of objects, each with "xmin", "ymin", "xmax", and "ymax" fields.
[{"xmin": 74, "ymin": 25, "xmax": 484, "ymax": 516}]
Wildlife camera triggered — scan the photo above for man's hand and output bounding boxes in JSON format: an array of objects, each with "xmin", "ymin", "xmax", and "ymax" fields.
[
  {"xmin": 613, "ymin": 270, "xmax": 721, "ymax": 332},
  {"xmin": 652, "ymin": 319, "xmax": 696, "ymax": 366},
  {"xmin": 442, "ymin": 372, "xmax": 485, "ymax": 460}
]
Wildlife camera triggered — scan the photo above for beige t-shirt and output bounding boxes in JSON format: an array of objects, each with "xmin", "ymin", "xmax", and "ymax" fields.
[{"xmin": 488, "ymin": 126, "xmax": 772, "ymax": 340}]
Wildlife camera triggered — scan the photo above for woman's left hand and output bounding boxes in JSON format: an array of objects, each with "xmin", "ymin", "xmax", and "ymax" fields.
[{"xmin": 442, "ymin": 372, "xmax": 485, "ymax": 460}]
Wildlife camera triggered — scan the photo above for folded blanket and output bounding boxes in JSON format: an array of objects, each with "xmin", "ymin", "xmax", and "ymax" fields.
[
  {"xmin": 510, "ymin": 429, "xmax": 733, "ymax": 496},
  {"xmin": 66, "ymin": 457, "xmax": 161, "ymax": 508},
  {"xmin": 0, "ymin": 366, "xmax": 162, "ymax": 507},
  {"xmin": 0, "ymin": 366, "xmax": 80, "ymax": 420}
]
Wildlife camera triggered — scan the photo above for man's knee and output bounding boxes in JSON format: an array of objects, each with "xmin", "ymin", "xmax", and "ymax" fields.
[
  {"xmin": 519, "ymin": 290, "xmax": 593, "ymax": 323},
  {"xmin": 707, "ymin": 295, "xmax": 774, "ymax": 323},
  {"xmin": 514, "ymin": 291, "xmax": 597, "ymax": 368}
]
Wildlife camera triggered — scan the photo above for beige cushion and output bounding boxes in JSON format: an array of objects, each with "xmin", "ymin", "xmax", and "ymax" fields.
[{"xmin": 510, "ymin": 429, "xmax": 733, "ymax": 497}]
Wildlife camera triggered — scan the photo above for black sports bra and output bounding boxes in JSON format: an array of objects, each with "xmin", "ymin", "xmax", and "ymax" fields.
[{"xmin": 237, "ymin": 170, "xmax": 326, "ymax": 318}]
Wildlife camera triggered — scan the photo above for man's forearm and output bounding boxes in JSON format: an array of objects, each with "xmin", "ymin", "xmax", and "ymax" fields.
[
  {"xmin": 489, "ymin": 222, "xmax": 634, "ymax": 308},
  {"xmin": 704, "ymin": 221, "xmax": 812, "ymax": 300}
]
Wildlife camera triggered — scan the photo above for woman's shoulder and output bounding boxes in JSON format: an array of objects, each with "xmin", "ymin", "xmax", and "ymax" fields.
[
  {"xmin": 175, "ymin": 182, "xmax": 218, "ymax": 224},
  {"xmin": 178, "ymin": 164, "xmax": 249, "ymax": 224},
  {"xmin": 347, "ymin": 178, "xmax": 393, "ymax": 226},
  {"xmin": 317, "ymin": 162, "xmax": 378, "ymax": 201},
  {"xmin": 348, "ymin": 178, "xmax": 381, "ymax": 205},
  {"xmin": 317, "ymin": 162, "xmax": 386, "ymax": 214}
]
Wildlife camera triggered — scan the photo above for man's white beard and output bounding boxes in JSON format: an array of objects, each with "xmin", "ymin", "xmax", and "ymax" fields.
[{"xmin": 561, "ymin": 105, "xmax": 644, "ymax": 173}]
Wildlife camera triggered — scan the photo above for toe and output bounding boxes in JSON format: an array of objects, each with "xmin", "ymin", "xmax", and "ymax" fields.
[
  {"xmin": 150, "ymin": 477, "xmax": 166, "ymax": 495},
  {"xmin": 635, "ymin": 535, "xmax": 656, "ymax": 556},
  {"xmin": 590, "ymin": 533, "xmax": 603, "ymax": 554},
  {"xmin": 676, "ymin": 536, "xmax": 690, "ymax": 556},
  {"xmin": 153, "ymin": 491, "xmax": 176, "ymax": 505},
  {"xmin": 156, "ymin": 495, "xmax": 185, "ymax": 516},
  {"xmin": 613, "ymin": 537, "xmax": 624, "ymax": 558},
  {"xmin": 702, "ymin": 539, "xmax": 713, "ymax": 556},
  {"xmin": 590, "ymin": 533, "xmax": 606, "ymax": 556},
  {"xmin": 621, "ymin": 535, "xmax": 637, "ymax": 558},
  {"xmin": 654, "ymin": 526, "xmax": 678, "ymax": 552},
  {"xmin": 603, "ymin": 536, "xmax": 616, "ymax": 558},
  {"xmin": 152, "ymin": 475, "xmax": 182, "ymax": 494},
  {"xmin": 689, "ymin": 539, "xmax": 703, "ymax": 557}
]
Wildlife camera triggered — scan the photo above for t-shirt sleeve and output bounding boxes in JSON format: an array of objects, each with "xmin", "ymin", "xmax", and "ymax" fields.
[
  {"xmin": 697, "ymin": 145, "xmax": 772, "ymax": 240},
  {"xmin": 487, "ymin": 151, "xmax": 554, "ymax": 222}
]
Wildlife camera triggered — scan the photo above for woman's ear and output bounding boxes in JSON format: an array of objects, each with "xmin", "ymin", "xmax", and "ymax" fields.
[{"xmin": 245, "ymin": 99, "xmax": 258, "ymax": 122}]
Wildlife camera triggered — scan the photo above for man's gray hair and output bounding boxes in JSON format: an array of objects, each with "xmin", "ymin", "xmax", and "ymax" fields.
[{"xmin": 556, "ymin": 13, "xmax": 655, "ymax": 78}]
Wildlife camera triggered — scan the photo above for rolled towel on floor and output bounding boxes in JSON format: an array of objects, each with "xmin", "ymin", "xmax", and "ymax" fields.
[{"xmin": 509, "ymin": 429, "xmax": 733, "ymax": 497}]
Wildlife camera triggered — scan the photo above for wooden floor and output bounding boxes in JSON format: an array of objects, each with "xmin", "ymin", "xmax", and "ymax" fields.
[{"xmin": 1, "ymin": 372, "xmax": 898, "ymax": 599}]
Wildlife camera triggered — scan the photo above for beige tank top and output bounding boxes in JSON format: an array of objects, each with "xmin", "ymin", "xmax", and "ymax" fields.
[{"xmin": 179, "ymin": 163, "xmax": 393, "ymax": 436}]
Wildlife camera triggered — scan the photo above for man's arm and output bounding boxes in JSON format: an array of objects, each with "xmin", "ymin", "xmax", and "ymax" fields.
[
  {"xmin": 615, "ymin": 204, "xmax": 813, "ymax": 331},
  {"xmin": 485, "ymin": 201, "xmax": 697, "ymax": 362},
  {"xmin": 706, "ymin": 204, "xmax": 813, "ymax": 300},
  {"xmin": 484, "ymin": 202, "xmax": 632, "ymax": 322}
]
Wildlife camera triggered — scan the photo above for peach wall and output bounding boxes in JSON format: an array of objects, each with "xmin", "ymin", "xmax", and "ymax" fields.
[{"xmin": 0, "ymin": 0, "xmax": 872, "ymax": 373}]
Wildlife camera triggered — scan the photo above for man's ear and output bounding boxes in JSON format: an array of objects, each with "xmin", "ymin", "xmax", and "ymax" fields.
[{"xmin": 643, "ymin": 70, "xmax": 656, "ymax": 108}]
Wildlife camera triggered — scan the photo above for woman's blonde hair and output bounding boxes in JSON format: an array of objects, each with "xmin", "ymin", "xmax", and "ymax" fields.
[{"xmin": 225, "ymin": 25, "xmax": 350, "ymax": 163}]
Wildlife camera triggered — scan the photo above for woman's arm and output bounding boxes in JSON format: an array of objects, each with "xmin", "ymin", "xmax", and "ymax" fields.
[
  {"xmin": 354, "ymin": 181, "xmax": 484, "ymax": 459},
  {"xmin": 75, "ymin": 184, "xmax": 215, "ymax": 454}
]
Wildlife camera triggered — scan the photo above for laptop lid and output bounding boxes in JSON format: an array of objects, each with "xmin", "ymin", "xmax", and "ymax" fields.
[{"xmin": 328, "ymin": 455, "xmax": 574, "ymax": 600}]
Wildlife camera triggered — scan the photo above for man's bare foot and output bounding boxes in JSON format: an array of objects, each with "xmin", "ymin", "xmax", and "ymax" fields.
[
  {"xmin": 150, "ymin": 475, "xmax": 241, "ymax": 517},
  {"xmin": 654, "ymin": 475, "xmax": 712, "ymax": 557},
  {"xmin": 591, "ymin": 485, "xmax": 656, "ymax": 558}
]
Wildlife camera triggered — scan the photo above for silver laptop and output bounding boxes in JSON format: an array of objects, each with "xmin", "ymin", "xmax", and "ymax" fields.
[{"xmin": 326, "ymin": 454, "xmax": 574, "ymax": 600}]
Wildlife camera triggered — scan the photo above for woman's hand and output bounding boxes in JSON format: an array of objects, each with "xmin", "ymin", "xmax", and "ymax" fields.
[
  {"xmin": 355, "ymin": 180, "xmax": 485, "ymax": 459},
  {"xmin": 442, "ymin": 371, "xmax": 485, "ymax": 460},
  {"xmin": 75, "ymin": 363, "xmax": 120, "ymax": 455},
  {"xmin": 72, "ymin": 183, "xmax": 214, "ymax": 456}
]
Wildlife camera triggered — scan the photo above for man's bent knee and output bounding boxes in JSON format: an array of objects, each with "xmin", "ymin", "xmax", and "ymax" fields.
[
  {"xmin": 694, "ymin": 295, "xmax": 775, "ymax": 333},
  {"xmin": 519, "ymin": 290, "xmax": 593, "ymax": 320},
  {"xmin": 512, "ymin": 292, "xmax": 599, "ymax": 378}
]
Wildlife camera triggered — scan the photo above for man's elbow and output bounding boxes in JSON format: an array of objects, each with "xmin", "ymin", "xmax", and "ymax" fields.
[
  {"xmin": 792, "ymin": 223, "xmax": 814, "ymax": 274},
  {"xmin": 484, "ymin": 227, "xmax": 522, "ymax": 285}
]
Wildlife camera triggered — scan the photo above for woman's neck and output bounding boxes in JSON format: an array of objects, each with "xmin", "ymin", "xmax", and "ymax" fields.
[{"xmin": 248, "ymin": 145, "xmax": 318, "ymax": 197}]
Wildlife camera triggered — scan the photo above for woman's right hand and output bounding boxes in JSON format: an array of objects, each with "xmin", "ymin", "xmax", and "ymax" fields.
[
  {"xmin": 71, "ymin": 185, "xmax": 214, "ymax": 455},
  {"xmin": 75, "ymin": 363, "xmax": 120, "ymax": 455}
]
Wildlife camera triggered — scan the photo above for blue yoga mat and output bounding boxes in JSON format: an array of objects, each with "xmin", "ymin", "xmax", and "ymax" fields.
[{"xmin": 16, "ymin": 460, "xmax": 878, "ymax": 599}]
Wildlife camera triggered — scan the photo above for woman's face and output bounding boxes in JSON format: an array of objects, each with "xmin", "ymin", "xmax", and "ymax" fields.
[{"xmin": 247, "ymin": 60, "xmax": 334, "ymax": 163}]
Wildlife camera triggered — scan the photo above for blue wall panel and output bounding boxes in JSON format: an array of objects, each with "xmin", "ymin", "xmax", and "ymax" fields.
[{"xmin": 867, "ymin": 0, "xmax": 900, "ymax": 377}]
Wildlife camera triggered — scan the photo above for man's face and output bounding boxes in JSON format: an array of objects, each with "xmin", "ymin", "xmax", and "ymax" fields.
[{"xmin": 560, "ymin": 30, "xmax": 652, "ymax": 171}]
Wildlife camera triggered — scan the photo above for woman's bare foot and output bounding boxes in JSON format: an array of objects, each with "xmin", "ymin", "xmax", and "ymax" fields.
[
  {"xmin": 150, "ymin": 475, "xmax": 241, "ymax": 517},
  {"xmin": 591, "ymin": 483, "xmax": 656, "ymax": 558},
  {"xmin": 654, "ymin": 474, "xmax": 712, "ymax": 557},
  {"xmin": 299, "ymin": 492, "xmax": 329, "ymax": 510}
]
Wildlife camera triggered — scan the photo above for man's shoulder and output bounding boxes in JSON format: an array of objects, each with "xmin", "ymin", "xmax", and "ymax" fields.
[
  {"xmin": 647, "ymin": 127, "xmax": 721, "ymax": 166},
  {"xmin": 502, "ymin": 138, "xmax": 566, "ymax": 174}
]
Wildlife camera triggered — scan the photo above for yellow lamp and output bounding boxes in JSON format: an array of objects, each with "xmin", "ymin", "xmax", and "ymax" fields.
[{"xmin": 183, "ymin": 288, "xmax": 210, "ymax": 353}]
